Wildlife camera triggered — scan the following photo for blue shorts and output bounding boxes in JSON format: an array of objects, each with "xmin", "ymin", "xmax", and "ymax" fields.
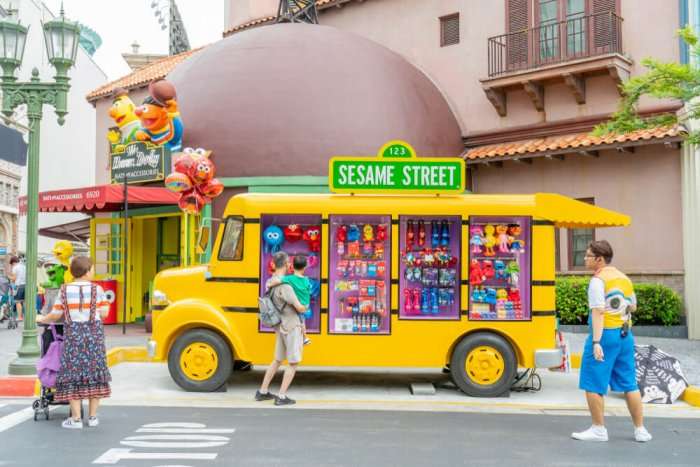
[{"xmin": 579, "ymin": 328, "xmax": 638, "ymax": 395}]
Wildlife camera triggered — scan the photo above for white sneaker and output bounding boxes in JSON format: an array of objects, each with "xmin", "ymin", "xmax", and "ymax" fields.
[
  {"xmin": 88, "ymin": 416, "xmax": 99, "ymax": 427},
  {"xmin": 571, "ymin": 425, "xmax": 608, "ymax": 442},
  {"xmin": 62, "ymin": 418, "xmax": 83, "ymax": 430},
  {"xmin": 634, "ymin": 426, "xmax": 652, "ymax": 442}
]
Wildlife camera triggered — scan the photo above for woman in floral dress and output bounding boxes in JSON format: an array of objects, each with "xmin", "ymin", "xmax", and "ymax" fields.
[{"xmin": 37, "ymin": 256, "xmax": 111, "ymax": 429}]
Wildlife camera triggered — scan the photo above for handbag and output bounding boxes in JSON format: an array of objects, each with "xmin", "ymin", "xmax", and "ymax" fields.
[{"xmin": 36, "ymin": 325, "xmax": 63, "ymax": 388}]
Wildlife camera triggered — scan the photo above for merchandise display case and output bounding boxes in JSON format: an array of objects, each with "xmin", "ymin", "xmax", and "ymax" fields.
[
  {"xmin": 329, "ymin": 215, "xmax": 391, "ymax": 334},
  {"xmin": 468, "ymin": 216, "xmax": 531, "ymax": 321},
  {"xmin": 399, "ymin": 216, "xmax": 461, "ymax": 319},
  {"xmin": 259, "ymin": 214, "xmax": 322, "ymax": 333}
]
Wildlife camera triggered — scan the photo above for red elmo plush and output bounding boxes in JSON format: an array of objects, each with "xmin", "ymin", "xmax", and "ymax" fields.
[
  {"xmin": 303, "ymin": 226, "xmax": 321, "ymax": 252},
  {"xmin": 376, "ymin": 224, "xmax": 387, "ymax": 242},
  {"xmin": 336, "ymin": 225, "xmax": 347, "ymax": 242},
  {"xmin": 284, "ymin": 224, "xmax": 303, "ymax": 242}
]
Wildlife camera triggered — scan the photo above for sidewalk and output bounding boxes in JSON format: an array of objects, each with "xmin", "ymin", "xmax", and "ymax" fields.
[{"xmin": 0, "ymin": 323, "xmax": 148, "ymax": 377}]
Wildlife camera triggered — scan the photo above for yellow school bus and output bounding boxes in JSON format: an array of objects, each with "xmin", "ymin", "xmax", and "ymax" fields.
[{"xmin": 148, "ymin": 192, "xmax": 629, "ymax": 397}]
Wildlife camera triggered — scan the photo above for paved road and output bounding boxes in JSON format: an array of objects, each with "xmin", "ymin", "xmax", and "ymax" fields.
[{"xmin": 0, "ymin": 403, "xmax": 698, "ymax": 466}]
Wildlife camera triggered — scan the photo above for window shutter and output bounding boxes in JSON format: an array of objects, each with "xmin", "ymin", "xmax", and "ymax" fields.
[
  {"xmin": 592, "ymin": 0, "xmax": 618, "ymax": 51},
  {"xmin": 507, "ymin": 0, "xmax": 530, "ymax": 68},
  {"xmin": 440, "ymin": 14, "xmax": 460, "ymax": 47}
]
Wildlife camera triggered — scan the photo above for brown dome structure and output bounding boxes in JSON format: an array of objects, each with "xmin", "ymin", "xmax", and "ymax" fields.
[{"xmin": 167, "ymin": 24, "xmax": 463, "ymax": 177}]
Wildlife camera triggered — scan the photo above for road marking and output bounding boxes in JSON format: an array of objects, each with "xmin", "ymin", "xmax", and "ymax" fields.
[
  {"xmin": 93, "ymin": 448, "xmax": 217, "ymax": 464},
  {"xmin": 121, "ymin": 434, "xmax": 231, "ymax": 448},
  {"xmin": 136, "ymin": 428, "xmax": 236, "ymax": 434},
  {"xmin": 0, "ymin": 407, "xmax": 34, "ymax": 433}
]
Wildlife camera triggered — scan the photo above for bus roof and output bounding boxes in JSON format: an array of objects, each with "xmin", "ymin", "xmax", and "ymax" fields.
[{"xmin": 222, "ymin": 193, "xmax": 630, "ymax": 229}]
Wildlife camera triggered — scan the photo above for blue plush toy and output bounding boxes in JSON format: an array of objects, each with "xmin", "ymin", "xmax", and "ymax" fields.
[
  {"xmin": 485, "ymin": 288, "xmax": 498, "ymax": 305},
  {"xmin": 263, "ymin": 225, "xmax": 285, "ymax": 253},
  {"xmin": 347, "ymin": 224, "xmax": 361, "ymax": 242},
  {"xmin": 494, "ymin": 260, "xmax": 506, "ymax": 280},
  {"xmin": 309, "ymin": 278, "xmax": 321, "ymax": 299}
]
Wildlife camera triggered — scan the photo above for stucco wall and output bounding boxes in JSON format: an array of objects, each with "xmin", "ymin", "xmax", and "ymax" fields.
[{"xmin": 473, "ymin": 145, "xmax": 683, "ymax": 273}]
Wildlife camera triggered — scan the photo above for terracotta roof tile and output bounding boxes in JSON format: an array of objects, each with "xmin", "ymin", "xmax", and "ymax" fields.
[
  {"xmin": 465, "ymin": 125, "xmax": 683, "ymax": 161},
  {"xmin": 86, "ymin": 48, "xmax": 202, "ymax": 102}
]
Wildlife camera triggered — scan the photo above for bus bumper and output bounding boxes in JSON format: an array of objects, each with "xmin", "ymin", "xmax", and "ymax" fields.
[
  {"xmin": 147, "ymin": 339, "xmax": 157, "ymax": 359},
  {"xmin": 534, "ymin": 348, "xmax": 563, "ymax": 368}
]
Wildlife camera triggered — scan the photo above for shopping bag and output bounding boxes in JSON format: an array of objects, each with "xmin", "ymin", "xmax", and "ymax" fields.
[{"xmin": 36, "ymin": 325, "xmax": 63, "ymax": 388}]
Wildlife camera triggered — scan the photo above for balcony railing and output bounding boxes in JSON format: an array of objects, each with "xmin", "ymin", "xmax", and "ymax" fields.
[{"xmin": 487, "ymin": 12, "xmax": 623, "ymax": 78}]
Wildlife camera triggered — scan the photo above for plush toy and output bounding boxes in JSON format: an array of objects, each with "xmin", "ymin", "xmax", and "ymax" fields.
[
  {"xmin": 406, "ymin": 220, "xmax": 415, "ymax": 250},
  {"xmin": 303, "ymin": 226, "xmax": 321, "ymax": 252},
  {"xmin": 284, "ymin": 224, "xmax": 303, "ymax": 242},
  {"xmin": 440, "ymin": 220, "xmax": 450, "ymax": 247},
  {"xmin": 485, "ymin": 288, "xmax": 498, "ymax": 305},
  {"xmin": 470, "ymin": 225, "xmax": 484, "ymax": 254},
  {"xmin": 481, "ymin": 260, "xmax": 495, "ymax": 280},
  {"xmin": 362, "ymin": 224, "xmax": 374, "ymax": 242},
  {"xmin": 309, "ymin": 278, "xmax": 321, "ymax": 300},
  {"xmin": 431, "ymin": 220, "xmax": 440, "ymax": 248},
  {"xmin": 496, "ymin": 224, "xmax": 510, "ymax": 253},
  {"xmin": 483, "ymin": 225, "xmax": 496, "ymax": 256},
  {"xmin": 336, "ymin": 225, "xmax": 347, "ymax": 242},
  {"xmin": 494, "ymin": 260, "xmax": 507, "ymax": 280},
  {"xmin": 374, "ymin": 242, "xmax": 384, "ymax": 259},
  {"xmin": 307, "ymin": 254, "xmax": 319, "ymax": 268},
  {"xmin": 506, "ymin": 260, "xmax": 520, "ymax": 287},
  {"xmin": 135, "ymin": 79, "xmax": 184, "ymax": 152},
  {"xmin": 417, "ymin": 220, "xmax": 426, "ymax": 247},
  {"xmin": 469, "ymin": 259, "xmax": 484, "ymax": 285},
  {"xmin": 347, "ymin": 241, "xmax": 360, "ymax": 258},
  {"xmin": 376, "ymin": 224, "xmax": 387, "ymax": 242},
  {"xmin": 263, "ymin": 225, "xmax": 285, "ymax": 253},
  {"xmin": 347, "ymin": 224, "xmax": 361, "ymax": 242},
  {"xmin": 508, "ymin": 224, "xmax": 525, "ymax": 253}
]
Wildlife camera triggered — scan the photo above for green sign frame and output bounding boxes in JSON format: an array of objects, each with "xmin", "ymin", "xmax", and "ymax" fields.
[
  {"xmin": 110, "ymin": 141, "xmax": 171, "ymax": 184},
  {"xmin": 329, "ymin": 141, "xmax": 465, "ymax": 194}
]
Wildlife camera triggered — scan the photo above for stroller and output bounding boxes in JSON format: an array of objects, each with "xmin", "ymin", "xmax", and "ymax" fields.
[
  {"xmin": 0, "ymin": 276, "xmax": 17, "ymax": 330},
  {"xmin": 32, "ymin": 323, "xmax": 72, "ymax": 421}
]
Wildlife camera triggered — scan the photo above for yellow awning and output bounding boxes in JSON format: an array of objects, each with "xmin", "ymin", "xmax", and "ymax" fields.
[{"xmin": 534, "ymin": 193, "xmax": 630, "ymax": 229}]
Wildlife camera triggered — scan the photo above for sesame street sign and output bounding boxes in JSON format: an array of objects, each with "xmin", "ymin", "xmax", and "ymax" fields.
[{"xmin": 329, "ymin": 141, "xmax": 465, "ymax": 194}]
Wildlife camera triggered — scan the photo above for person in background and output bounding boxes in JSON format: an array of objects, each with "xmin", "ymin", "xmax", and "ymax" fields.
[
  {"xmin": 37, "ymin": 256, "xmax": 111, "ymax": 429},
  {"xmin": 8, "ymin": 256, "xmax": 25, "ymax": 321},
  {"xmin": 572, "ymin": 240, "xmax": 651, "ymax": 443}
]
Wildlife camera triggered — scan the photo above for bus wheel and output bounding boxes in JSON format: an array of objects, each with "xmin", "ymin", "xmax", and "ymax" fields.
[
  {"xmin": 450, "ymin": 332, "xmax": 516, "ymax": 397},
  {"xmin": 168, "ymin": 329, "xmax": 233, "ymax": 392}
]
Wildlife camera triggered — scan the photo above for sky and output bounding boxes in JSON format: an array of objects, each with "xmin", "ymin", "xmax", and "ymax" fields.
[{"xmin": 42, "ymin": 0, "xmax": 224, "ymax": 80}]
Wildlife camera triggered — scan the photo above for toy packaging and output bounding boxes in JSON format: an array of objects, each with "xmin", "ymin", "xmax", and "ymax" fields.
[
  {"xmin": 259, "ymin": 214, "xmax": 322, "ymax": 332},
  {"xmin": 399, "ymin": 216, "xmax": 461, "ymax": 319},
  {"xmin": 330, "ymin": 215, "xmax": 391, "ymax": 334},
  {"xmin": 468, "ymin": 217, "xmax": 530, "ymax": 321}
]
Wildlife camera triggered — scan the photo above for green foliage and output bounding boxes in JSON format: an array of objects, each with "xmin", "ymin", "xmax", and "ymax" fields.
[
  {"xmin": 593, "ymin": 26, "xmax": 700, "ymax": 144},
  {"xmin": 556, "ymin": 278, "xmax": 683, "ymax": 326}
]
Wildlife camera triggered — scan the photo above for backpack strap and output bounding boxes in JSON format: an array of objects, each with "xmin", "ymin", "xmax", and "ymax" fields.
[
  {"xmin": 88, "ymin": 284, "xmax": 97, "ymax": 323},
  {"xmin": 60, "ymin": 285, "xmax": 72, "ymax": 324}
]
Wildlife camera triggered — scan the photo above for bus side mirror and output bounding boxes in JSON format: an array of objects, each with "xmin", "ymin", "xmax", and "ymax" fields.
[{"xmin": 196, "ymin": 226, "xmax": 211, "ymax": 255}]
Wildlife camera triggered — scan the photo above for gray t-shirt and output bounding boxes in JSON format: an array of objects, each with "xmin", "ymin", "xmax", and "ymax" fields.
[{"xmin": 266, "ymin": 277, "xmax": 302, "ymax": 331}]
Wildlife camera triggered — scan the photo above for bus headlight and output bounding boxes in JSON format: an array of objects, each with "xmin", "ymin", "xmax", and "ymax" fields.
[{"xmin": 151, "ymin": 289, "xmax": 169, "ymax": 308}]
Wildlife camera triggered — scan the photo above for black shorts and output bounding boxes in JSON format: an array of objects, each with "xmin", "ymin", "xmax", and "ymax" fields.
[{"xmin": 14, "ymin": 286, "xmax": 25, "ymax": 301}]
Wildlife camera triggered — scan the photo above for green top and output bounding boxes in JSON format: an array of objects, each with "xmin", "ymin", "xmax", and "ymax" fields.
[{"xmin": 282, "ymin": 274, "xmax": 311, "ymax": 307}]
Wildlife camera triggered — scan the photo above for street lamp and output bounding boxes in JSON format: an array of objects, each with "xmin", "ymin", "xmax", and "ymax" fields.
[{"xmin": 0, "ymin": 6, "xmax": 80, "ymax": 375}]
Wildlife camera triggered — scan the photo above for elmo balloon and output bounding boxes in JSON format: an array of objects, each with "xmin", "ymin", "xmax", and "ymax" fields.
[
  {"xmin": 189, "ymin": 155, "xmax": 215, "ymax": 184},
  {"xmin": 199, "ymin": 178, "xmax": 223, "ymax": 198},
  {"xmin": 178, "ymin": 190, "xmax": 206, "ymax": 215}
]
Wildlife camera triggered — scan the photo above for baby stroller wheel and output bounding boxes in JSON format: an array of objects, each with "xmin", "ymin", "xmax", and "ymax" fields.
[{"xmin": 44, "ymin": 408, "xmax": 50, "ymax": 420}]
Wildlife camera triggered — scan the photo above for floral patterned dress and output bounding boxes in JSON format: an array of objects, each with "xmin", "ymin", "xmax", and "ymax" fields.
[{"xmin": 54, "ymin": 284, "xmax": 111, "ymax": 402}]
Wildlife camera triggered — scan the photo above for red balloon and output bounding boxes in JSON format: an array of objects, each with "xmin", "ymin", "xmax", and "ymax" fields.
[
  {"xmin": 178, "ymin": 189, "xmax": 206, "ymax": 214},
  {"xmin": 199, "ymin": 178, "xmax": 224, "ymax": 198},
  {"xmin": 189, "ymin": 157, "xmax": 215, "ymax": 184},
  {"xmin": 173, "ymin": 152, "xmax": 196, "ymax": 175}
]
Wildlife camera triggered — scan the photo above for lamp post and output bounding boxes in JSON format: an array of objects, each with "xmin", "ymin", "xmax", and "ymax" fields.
[{"xmin": 0, "ymin": 7, "xmax": 80, "ymax": 375}]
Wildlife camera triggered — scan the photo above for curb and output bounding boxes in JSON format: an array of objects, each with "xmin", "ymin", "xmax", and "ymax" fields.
[{"xmin": 0, "ymin": 346, "xmax": 150, "ymax": 398}]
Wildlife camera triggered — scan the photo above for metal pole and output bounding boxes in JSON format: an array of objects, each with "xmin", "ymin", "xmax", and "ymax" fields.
[
  {"xmin": 122, "ymin": 175, "xmax": 128, "ymax": 335},
  {"xmin": 8, "ymin": 115, "xmax": 41, "ymax": 374}
]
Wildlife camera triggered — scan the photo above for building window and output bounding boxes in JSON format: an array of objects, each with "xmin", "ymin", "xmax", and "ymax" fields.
[
  {"xmin": 440, "ymin": 13, "xmax": 460, "ymax": 47},
  {"xmin": 567, "ymin": 197, "xmax": 595, "ymax": 269}
]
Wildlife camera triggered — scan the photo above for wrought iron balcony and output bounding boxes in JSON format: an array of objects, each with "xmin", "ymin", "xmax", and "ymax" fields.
[{"xmin": 487, "ymin": 11, "xmax": 624, "ymax": 78}]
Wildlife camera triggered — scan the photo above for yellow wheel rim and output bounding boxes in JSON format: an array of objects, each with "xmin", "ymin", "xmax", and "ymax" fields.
[
  {"xmin": 179, "ymin": 342, "xmax": 219, "ymax": 381},
  {"xmin": 465, "ymin": 345, "xmax": 505, "ymax": 385}
]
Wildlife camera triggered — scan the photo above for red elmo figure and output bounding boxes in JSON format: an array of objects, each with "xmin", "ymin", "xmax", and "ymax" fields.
[
  {"xmin": 284, "ymin": 224, "xmax": 303, "ymax": 242},
  {"xmin": 303, "ymin": 226, "xmax": 321, "ymax": 252}
]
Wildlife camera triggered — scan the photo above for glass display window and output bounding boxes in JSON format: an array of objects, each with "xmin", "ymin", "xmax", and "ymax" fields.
[
  {"xmin": 398, "ymin": 216, "xmax": 461, "ymax": 320},
  {"xmin": 468, "ymin": 216, "xmax": 531, "ymax": 321},
  {"xmin": 259, "ymin": 214, "xmax": 322, "ymax": 333},
  {"xmin": 328, "ymin": 214, "xmax": 391, "ymax": 334}
]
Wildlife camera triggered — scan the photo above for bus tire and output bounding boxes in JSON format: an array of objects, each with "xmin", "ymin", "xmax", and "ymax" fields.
[
  {"xmin": 449, "ymin": 332, "xmax": 516, "ymax": 397},
  {"xmin": 168, "ymin": 329, "xmax": 233, "ymax": 392}
]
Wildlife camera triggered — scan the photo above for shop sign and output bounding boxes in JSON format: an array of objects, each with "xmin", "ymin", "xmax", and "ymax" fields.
[
  {"xmin": 329, "ymin": 141, "xmax": 465, "ymax": 194},
  {"xmin": 110, "ymin": 141, "xmax": 171, "ymax": 184}
]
